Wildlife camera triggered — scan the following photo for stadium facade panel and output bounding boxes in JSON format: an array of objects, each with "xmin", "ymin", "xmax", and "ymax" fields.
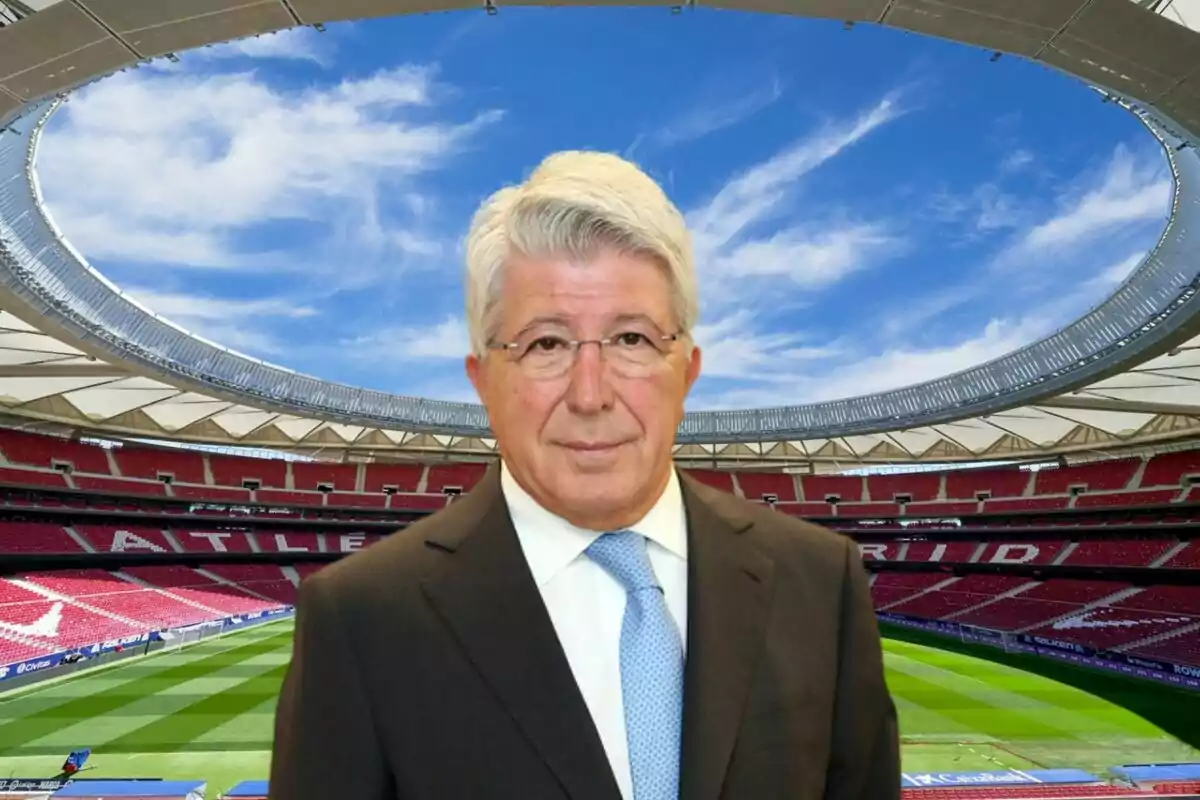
[{"xmin": 0, "ymin": 1, "xmax": 1198, "ymax": 457}]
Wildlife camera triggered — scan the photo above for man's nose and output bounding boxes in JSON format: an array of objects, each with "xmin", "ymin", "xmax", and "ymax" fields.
[{"xmin": 564, "ymin": 342, "xmax": 615, "ymax": 414}]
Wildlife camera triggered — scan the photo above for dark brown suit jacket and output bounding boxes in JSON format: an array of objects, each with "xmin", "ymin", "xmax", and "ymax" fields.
[{"xmin": 269, "ymin": 469, "xmax": 899, "ymax": 800}]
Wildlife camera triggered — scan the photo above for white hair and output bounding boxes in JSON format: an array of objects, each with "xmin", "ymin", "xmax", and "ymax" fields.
[{"xmin": 463, "ymin": 150, "xmax": 697, "ymax": 356}]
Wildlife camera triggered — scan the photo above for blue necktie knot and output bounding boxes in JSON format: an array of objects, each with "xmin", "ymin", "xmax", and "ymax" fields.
[{"xmin": 586, "ymin": 530, "xmax": 661, "ymax": 593}]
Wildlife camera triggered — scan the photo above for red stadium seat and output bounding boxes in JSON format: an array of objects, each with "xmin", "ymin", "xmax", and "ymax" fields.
[
  {"xmin": 680, "ymin": 469, "xmax": 735, "ymax": 493},
  {"xmin": 984, "ymin": 496, "xmax": 1069, "ymax": 512},
  {"xmin": 1073, "ymin": 489, "xmax": 1181, "ymax": 508},
  {"xmin": 113, "ymin": 446, "xmax": 205, "ymax": 484},
  {"xmin": 70, "ymin": 475, "xmax": 167, "ymax": 496},
  {"xmin": 867, "ymin": 473, "xmax": 940, "ymax": 502},
  {"xmin": 945, "ymin": 467, "xmax": 1029, "ymax": 500},
  {"xmin": 1061, "ymin": 540, "xmax": 1174, "ymax": 567},
  {"xmin": 426, "ymin": 463, "xmax": 488, "ymax": 494},
  {"xmin": 362, "ymin": 463, "xmax": 424, "ymax": 493},
  {"xmin": 800, "ymin": 474, "xmax": 864, "ymax": 503},
  {"xmin": 735, "ymin": 472, "xmax": 797, "ymax": 501},
  {"xmin": 169, "ymin": 484, "xmax": 251, "ymax": 503},
  {"xmin": 0, "ymin": 429, "xmax": 111, "ymax": 474},
  {"xmin": 1164, "ymin": 541, "xmax": 1200, "ymax": 569},
  {"xmin": 1035, "ymin": 461, "xmax": 1140, "ymax": 494},
  {"xmin": 1140, "ymin": 450, "xmax": 1200, "ymax": 488},
  {"xmin": 292, "ymin": 462, "xmax": 358, "ymax": 492},
  {"xmin": 209, "ymin": 454, "xmax": 287, "ymax": 489}
]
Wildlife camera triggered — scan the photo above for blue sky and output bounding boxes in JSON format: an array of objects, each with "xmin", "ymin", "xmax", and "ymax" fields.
[{"xmin": 35, "ymin": 7, "xmax": 1171, "ymax": 410}]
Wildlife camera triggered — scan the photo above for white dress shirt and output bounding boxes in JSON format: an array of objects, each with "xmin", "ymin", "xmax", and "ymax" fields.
[{"xmin": 501, "ymin": 462, "xmax": 689, "ymax": 800}]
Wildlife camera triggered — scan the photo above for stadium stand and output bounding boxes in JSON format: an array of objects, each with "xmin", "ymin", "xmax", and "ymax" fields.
[
  {"xmin": 208, "ymin": 454, "xmax": 286, "ymax": 489},
  {"xmin": 425, "ymin": 462, "xmax": 487, "ymax": 494},
  {"xmin": 681, "ymin": 468, "xmax": 735, "ymax": 493},
  {"xmin": 946, "ymin": 467, "xmax": 1031, "ymax": 500},
  {"xmin": 0, "ymin": 429, "xmax": 1196, "ymax": 673},
  {"xmin": 0, "ymin": 431, "xmax": 1198, "ymax": 519},
  {"xmin": 868, "ymin": 472, "xmax": 941, "ymax": 502}
]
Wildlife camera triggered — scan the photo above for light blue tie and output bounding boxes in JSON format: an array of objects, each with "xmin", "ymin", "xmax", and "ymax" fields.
[{"xmin": 586, "ymin": 531, "xmax": 683, "ymax": 800}]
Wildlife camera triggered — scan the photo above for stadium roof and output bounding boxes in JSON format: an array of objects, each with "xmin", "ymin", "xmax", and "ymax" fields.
[{"xmin": 1, "ymin": 0, "xmax": 1200, "ymax": 467}]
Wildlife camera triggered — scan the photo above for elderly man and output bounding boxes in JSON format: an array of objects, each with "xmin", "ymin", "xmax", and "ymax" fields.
[{"xmin": 269, "ymin": 152, "xmax": 899, "ymax": 800}]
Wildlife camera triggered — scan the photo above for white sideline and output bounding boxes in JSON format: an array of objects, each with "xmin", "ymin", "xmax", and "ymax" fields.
[{"xmin": 0, "ymin": 617, "xmax": 293, "ymax": 705}]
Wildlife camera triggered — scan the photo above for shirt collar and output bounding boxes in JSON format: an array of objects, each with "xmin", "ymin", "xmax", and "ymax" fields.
[{"xmin": 501, "ymin": 460, "xmax": 688, "ymax": 588}]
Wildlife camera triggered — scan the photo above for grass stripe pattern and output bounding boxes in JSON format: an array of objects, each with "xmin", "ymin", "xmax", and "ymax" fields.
[{"xmin": 0, "ymin": 622, "xmax": 1192, "ymax": 795}]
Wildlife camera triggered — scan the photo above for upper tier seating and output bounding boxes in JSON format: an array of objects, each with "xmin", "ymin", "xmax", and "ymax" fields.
[
  {"xmin": 800, "ymin": 475, "xmax": 864, "ymax": 503},
  {"xmin": 72, "ymin": 475, "xmax": 166, "ymax": 496},
  {"xmin": 208, "ymin": 454, "xmax": 286, "ymax": 489},
  {"xmin": 0, "ymin": 429, "xmax": 111, "ymax": 474},
  {"xmin": 292, "ymin": 462, "xmax": 358, "ymax": 492},
  {"xmin": 1140, "ymin": 450, "xmax": 1200, "ymax": 488},
  {"xmin": 0, "ymin": 467, "xmax": 66, "ymax": 489},
  {"xmin": 363, "ymin": 463, "xmax": 423, "ymax": 493},
  {"xmin": 945, "ymin": 468, "xmax": 1030, "ymax": 500},
  {"xmin": 1074, "ymin": 489, "xmax": 1182, "ymax": 508},
  {"xmin": 867, "ymin": 473, "xmax": 940, "ymax": 503},
  {"xmin": 736, "ymin": 472, "xmax": 797, "ymax": 501},
  {"xmin": 2, "ymin": 429, "xmax": 1200, "ymax": 522},
  {"xmin": 983, "ymin": 496, "xmax": 1069, "ymax": 512},
  {"xmin": 425, "ymin": 463, "xmax": 487, "ymax": 494},
  {"xmin": 680, "ymin": 469, "xmax": 735, "ymax": 493},
  {"xmin": 113, "ymin": 447, "xmax": 205, "ymax": 484},
  {"xmin": 1034, "ymin": 460, "xmax": 1140, "ymax": 494}
]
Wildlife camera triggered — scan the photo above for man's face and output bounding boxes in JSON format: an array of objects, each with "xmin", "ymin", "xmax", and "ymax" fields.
[{"xmin": 466, "ymin": 249, "xmax": 701, "ymax": 531}]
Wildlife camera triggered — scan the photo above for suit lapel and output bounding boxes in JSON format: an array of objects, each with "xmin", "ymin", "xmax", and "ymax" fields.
[
  {"xmin": 678, "ymin": 477, "xmax": 776, "ymax": 800},
  {"xmin": 420, "ymin": 469, "xmax": 622, "ymax": 800}
]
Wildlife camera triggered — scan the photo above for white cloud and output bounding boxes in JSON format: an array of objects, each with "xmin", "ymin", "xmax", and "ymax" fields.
[
  {"xmin": 684, "ymin": 93, "xmax": 908, "ymax": 311},
  {"xmin": 688, "ymin": 143, "xmax": 1169, "ymax": 411},
  {"xmin": 199, "ymin": 28, "xmax": 331, "ymax": 65},
  {"xmin": 711, "ymin": 223, "xmax": 895, "ymax": 287},
  {"xmin": 1083, "ymin": 251, "xmax": 1147, "ymax": 293},
  {"xmin": 641, "ymin": 75, "xmax": 784, "ymax": 151},
  {"xmin": 928, "ymin": 182, "xmax": 1023, "ymax": 235},
  {"xmin": 38, "ymin": 64, "xmax": 501, "ymax": 271},
  {"xmin": 121, "ymin": 287, "xmax": 317, "ymax": 357},
  {"xmin": 1015, "ymin": 145, "xmax": 1169, "ymax": 257},
  {"xmin": 692, "ymin": 311, "xmax": 843, "ymax": 380},
  {"xmin": 343, "ymin": 315, "xmax": 470, "ymax": 362},
  {"xmin": 692, "ymin": 312, "xmax": 1056, "ymax": 410},
  {"xmin": 687, "ymin": 94, "xmax": 905, "ymax": 259},
  {"xmin": 1000, "ymin": 149, "xmax": 1034, "ymax": 173}
]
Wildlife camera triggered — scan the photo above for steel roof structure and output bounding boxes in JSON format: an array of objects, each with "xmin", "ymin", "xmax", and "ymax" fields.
[{"xmin": 1, "ymin": 0, "xmax": 1200, "ymax": 467}]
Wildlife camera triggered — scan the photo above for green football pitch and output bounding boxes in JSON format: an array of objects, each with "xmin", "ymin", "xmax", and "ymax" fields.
[{"xmin": 0, "ymin": 621, "xmax": 1194, "ymax": 795}]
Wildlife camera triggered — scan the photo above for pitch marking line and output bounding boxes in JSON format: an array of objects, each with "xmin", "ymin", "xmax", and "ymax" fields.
[{"xmin": 0, "ymin": 620, "xmax": 292, "ymax": 706}]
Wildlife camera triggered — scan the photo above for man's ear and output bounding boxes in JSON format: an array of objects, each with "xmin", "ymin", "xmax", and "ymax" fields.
[
  {"xmin": 684, "ymin": 344, "xmax": 702, "ymax": 392},
  {"xmin": 466, "ymin": 353, "xmax": 484, "ymax": 400}
]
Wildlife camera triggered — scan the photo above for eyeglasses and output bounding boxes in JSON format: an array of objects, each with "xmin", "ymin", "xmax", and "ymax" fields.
[{"xmin": 488, "ymin": 329, "xmax": 682, "ymax": 380}]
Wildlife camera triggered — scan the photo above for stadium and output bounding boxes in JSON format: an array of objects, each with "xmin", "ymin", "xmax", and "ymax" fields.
[{"xmin": 0, "ymin": 0, "xmax": 1198, "ymax": 797}]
